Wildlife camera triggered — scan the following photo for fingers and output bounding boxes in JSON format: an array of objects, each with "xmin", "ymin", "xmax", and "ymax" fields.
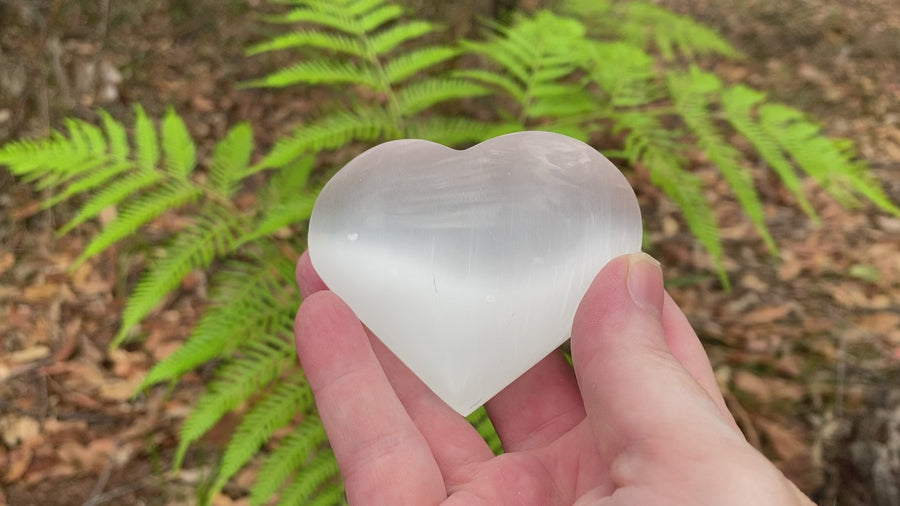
[
  {"xmin": 297, "ymin": 250, "xmax": 328, "ymax": 298},
  {"xmin": 485, "ymin": 351, "xmax": 585, "ymax": 452},
  {"xmin": 295, "ymin": 292, "xmax": 446, "ymax": 505},
  {"xmin": 296, "ymin": 250, "xmax": 493, "ymax": 480},
  {"xmin": 660, "ymin": 292, "xmax": 737, "ymax": 428},
  {"xmin": 366, "ymin": 334, "xmax": 497, "ymax": 481},
  {"xmin": 571, "ymin": 253, "xmax": 741, "ymax": 453}
]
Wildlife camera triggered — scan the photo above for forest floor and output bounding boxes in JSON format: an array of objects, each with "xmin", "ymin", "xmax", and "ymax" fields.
[{"xmin": 1, "ymin": 1, "xmax": 899, "ymax": 505}]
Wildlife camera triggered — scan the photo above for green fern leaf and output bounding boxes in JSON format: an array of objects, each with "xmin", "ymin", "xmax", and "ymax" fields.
[
  {"xmin": 467, "ymin": 407, "xmax": 502, "ymax": 455},
  {"xmin": 112, "ymin": 206, "xmax": 240, "ymax": 346},
  {"xmin": 240, "ymin": 192, "xmax": 318, "ymax": 245},
  {"xmin": 616, "ymin": 112, "xmax": 727, "ymax": 284},
  {"xmin": 395, "ymin": 78, "xmax": 488, "ymax": 116},
  {"xmin": 527, "ymin": 82, "xmax": 596, "ymax": 119},
  {"xmin": 57, "ymin": 170, "xmax": 161, "ymax": 235},
  {"xmin": 209, "ymin": 377, "xmax": 315, "ymax": 500},
  {"xmin": 759, "ymin": 103, "xmax": 900, "ymax": 215},
  {"xmin": 246, "ymin": 30, "xmax": 366, "ymax": 58},
  {"xmin": 669, "ymin": 68, "xmax": 776, "ymax": 253},
  {"xmin": 173, "ymin": 335, "xmax": 295, "ymax": 470},
  {"xmin": 139, "ymin": 258, "xmax": 296, "ymax": 389},
  {"xmin": 134, "ymin": 105, "xmax": 160, "ymax": 172},
  {"xmin": 453, "ymin": 69, "xmax": 525, "ymax": 103},
  {"xmin": 588, "ymin": 42, "xmax": 659, "ymax": 107},
  {"xmin": 252, "ymin": 109, "xmax": 391, "ymax": 172},
  {"xmin": 249, "ymin": 416, "xmax": 329, "ymax": 506},
  {"xmin": 98, "ymin": 110, "xmax": 130, "ymax": 161},
  {"xmin": 277, "ymin": 450, "xmax": 342, "ymax": 506},
  {"xmin": 369, "ymin": 20, "xmax": 435, "ymax": 55},
  {"xmin": 355, "ymin": 3, "xmax": 403, "ymax": 33},
  {"xmin": 461, "ymin": 39, "xmax": 530, "ymax": 85},
  {"xmin": 241, "ymin": 59, "xmax": 380, "ymax": 90},
  {"xmin": 209, "ymin": 123, "xmax": 254, "ymax": 196},
  {"xmin": 720, "ymin": 85, "xmax": 818, "ymax": 222},
  {"xmin": 403, "ymin": 116, "xmax": 515, "ymax": 146},
  {"xmin": 72, "ymin": 182, "xmax": 202, "ymax": 267},
  {"xmin": 43, "ymin": 162, "xmax": 133, "ymax": 211},
  {"xmin": 567, "ymin": 0, "xmax": 739, "ymax": 61},
  {"xmin": 263, "ymin": 7, "xmax": 351, "ymax": 33},
  {"xmin": 299, "ymin": 483, "xmax": 345, "ymax": 506},
  {"xmin": 221, "ymin": 160, "xmax": 312, "ymax": 259},
  {"xmin": 161, "ymin": 108, "xmax": 197, "ymax": 177},
  {"xmin": 383, "ymin": 46, "xmax": 460, "ymax": 84}
]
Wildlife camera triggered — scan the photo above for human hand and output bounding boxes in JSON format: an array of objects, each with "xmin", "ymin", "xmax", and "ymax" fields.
[{"xmin": 294, "ymin": 251, "xmax": 814, "ymax": 505}]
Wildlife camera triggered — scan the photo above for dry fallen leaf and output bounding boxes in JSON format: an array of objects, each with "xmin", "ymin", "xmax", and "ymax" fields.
[{"xmin": 0, "ymin": 252, "xmax": 14, "ymax": 276}]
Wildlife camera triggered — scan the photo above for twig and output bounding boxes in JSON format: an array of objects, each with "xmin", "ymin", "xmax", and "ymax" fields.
[{"xmin": 82, "ymin": 456, "xmax": 114, "ymax": 506}]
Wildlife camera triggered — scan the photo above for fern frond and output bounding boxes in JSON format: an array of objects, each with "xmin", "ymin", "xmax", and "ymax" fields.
[
  {"xmin": 354, "ymin": 3, "xmax": 404, "ymax": 33},
  {"xmin": 112, "ymin": 206, "xmax": 241, "ymax": 346},
  {"xmin": 566, "ymin": 0, "xmax": 739, "ymax": 61},
  {"xmin": 209, "ymin": 376, "xmax": 315, "ymax": 500},
  {"xmin": 42, "ymin": 162, "xmax": 133, "ymax": 210},
  {"xmin": 369, "ymin": 20, "xmax": 435, "ymax": 55},
  {"xmin": 0, "ymin": 125, "xmax": 109, "ymax": 187},
  {"xmin": 240, "ymin": 193, "xmax": 318, "ymax": 245},
  {"xmin": 264, "ymin": 1, "xmax": 400, "ymax": 36},
  {"xmin": 527, "ymin": 82, "xmax": 596, "ymax": 119},
  {"xmin": 466, "ymin": 407, "xmax": 502, "ymax": 455},
  {"xmin": 209, "ymin": 123, "xmax": 254, "ymax": 196},
  {"xmin": 57, "ymin": 170, "xmax": 161, "ymax": 235},
  {"xmin": 588, "ymin": 42, "xmax": 659, "ymax": 107},
  {"xmin": 241, "ymin": 59, "xmax": 380, "ymax": 90},
  {"xmin": 383, "ymin": 46, "xmax": 460, "ymax": 84},
  {"xmin": 161, "ymin": 107, "xmax": 197, "ymax": 177},
  {"xmin": 98, "ymin": 110, "xmax": 129, "ymax": 161},
  {"xmin": 403, "ymin": 116, "xmax": 514, "ymax": 146},
  {"xmin": 395, "ymin": 78, "xmax": 488, "ymax": 116},
  {"xmin": 669, "ymin": 68, "xmax": 776, "ymax": 253},
  {"xmin": 453, "ymin": 69, "xmax": 525, "ymax": 103},
  {"xmin": 252, "ymin": 109, "xmax": 391, "ymax": 171},
  {"xmin": 460, "ymin": 39, "xmax": 530, "ymax": 85},
  {"xmin": 139, "ymin": 256, "xmax": 296, "ymax": 389},
  {"xmin": 246, "ymin": 30, "xmax": 367, "ymax": 58},
  {"xmin": 249, "ymin": 416, "xmax": 329, "ymax": 506},
  {"xmin": 720, "ymin": 85, "xmax": 819, "ymax": 222},
  {"xmin": 173, "ymin": 334, "xmax": 295, "ymax": 470},
  {"xmin": 72, "ymin": 181, "xmax": 202, "ymax": 267},
  {"xmin": 616, "ymin": 112, "xmax": 727, "ymax": 284},
  {"xmin": 134, "ymin": 105, "xmax": 160, "ymax": 172},
  {"xmin": 277, "ymin": 450, "xmax": 342, "ymax": 506},
  {"xmin": 759, "ymin": 103, "xmax": 900, "ymax": 215}
]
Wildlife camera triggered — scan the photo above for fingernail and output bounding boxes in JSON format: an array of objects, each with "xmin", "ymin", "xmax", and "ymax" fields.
[{"xmin": 626, "ymin": 253, "xmax": 663, "ymax": 318}]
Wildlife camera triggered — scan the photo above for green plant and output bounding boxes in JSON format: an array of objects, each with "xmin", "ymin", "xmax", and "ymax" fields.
[{"xmin": 2, "ymin": 0, "xmax": 897, "ymax": 504}]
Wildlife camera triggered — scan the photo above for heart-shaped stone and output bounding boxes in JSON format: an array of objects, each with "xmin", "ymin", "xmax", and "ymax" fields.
[{"xmin": 308, "ymin": 131, "xmax": 642, "ymax": 415}]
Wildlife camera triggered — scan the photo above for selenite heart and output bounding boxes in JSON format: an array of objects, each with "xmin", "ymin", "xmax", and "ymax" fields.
[{"xmin": 308, "ymin": 131, "xmax": 642, "ymax": 416}]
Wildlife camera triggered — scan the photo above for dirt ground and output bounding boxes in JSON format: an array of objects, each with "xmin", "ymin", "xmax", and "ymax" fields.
[{"xmin": 1, "ymin": 1, "xmax": 899, "ymax": 505}]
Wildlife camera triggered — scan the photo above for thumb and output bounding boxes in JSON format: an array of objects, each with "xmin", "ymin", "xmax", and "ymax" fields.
[{"xmin": 571, "ymin": 253, "xmax": 737, "ymax": 445}]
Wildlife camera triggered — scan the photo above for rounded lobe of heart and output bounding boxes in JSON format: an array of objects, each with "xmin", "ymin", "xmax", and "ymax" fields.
[{"xmin": 308, "ymin": 131, "xmax": 642, "ymax": 415}]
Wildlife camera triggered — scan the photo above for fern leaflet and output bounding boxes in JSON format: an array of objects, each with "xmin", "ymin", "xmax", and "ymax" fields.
[
  {"xmin": 210, "ymin": 376, "xmax": 315, "ymax": 500},
  {"xmin": 112, "ymin": 205, "xmax": 241, "ymax": 346},
  {"xmin": 277, "ymin": 450, "xmax": 342, "ymax": 506},
  {"xmin": 668, "ymin": 68, "xmax": 776, "ymax": 253},
  {"xmin": 249, "ymin": 416, "xmax": 329, "ymax": 505},
  {"xmin": 73, "ymin": 181, "xmax": 202, "ymax": 267},
  {"xmin": 139, "ymin": 258, "xmax": 296, "ymax": 389},
  {"xmin": 209, "ymin": 122, "xmax": 254, "ymax": 196},
  {"xmin": 173, "ymin": 334, "xmax": 295, "ymax": 470},
  {"xmin": 720, "ymin": 85, "xmax": 819, "ymax": 222},
  {"xmin": 161, "ymin": 107, "xmax": 197, "ymax": 177}
]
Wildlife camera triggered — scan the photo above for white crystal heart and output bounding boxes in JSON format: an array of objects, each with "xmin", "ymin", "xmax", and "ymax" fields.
[{"xmin": 308, "ymin": 131, "xmax": 642, "ymax": 415}]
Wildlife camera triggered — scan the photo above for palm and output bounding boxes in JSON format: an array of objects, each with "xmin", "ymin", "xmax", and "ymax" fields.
[{"xmin": 294, "ymin": 251, "xmax": 812, "ymax": 505}]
